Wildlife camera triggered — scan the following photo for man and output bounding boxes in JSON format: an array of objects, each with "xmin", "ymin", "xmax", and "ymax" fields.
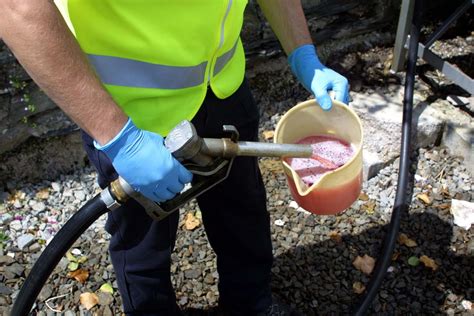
[{"xmin": 0, "ymin": 1, "xmax": 348, "ymax": 315}]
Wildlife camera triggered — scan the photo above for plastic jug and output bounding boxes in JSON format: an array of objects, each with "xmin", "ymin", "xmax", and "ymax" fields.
[{"xmin": 274, "ymin": 99, "xmax": 363, "ymax": 215}]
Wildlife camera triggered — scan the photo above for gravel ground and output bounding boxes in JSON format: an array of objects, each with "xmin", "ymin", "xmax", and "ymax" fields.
[
  {"xmin": 0, "ymin": 145, "xmax": 472, "ymax": 315},
  {"xmin": 1, "ymin": 35, "xmax": 473, "ymax": 315}
]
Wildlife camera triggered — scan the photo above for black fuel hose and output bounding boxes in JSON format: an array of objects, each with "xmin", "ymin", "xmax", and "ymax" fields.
[
  {"xmin": 353, "ymin": 0, "xmax": 422, "ymax": 314},
  {"xmin": 10, "ymin": 194, "xmax": 108, "ymax": 316}
]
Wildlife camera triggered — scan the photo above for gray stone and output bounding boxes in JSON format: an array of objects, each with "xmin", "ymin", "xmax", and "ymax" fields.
[
  {"xmin": 102, "ymin": 306, "xmax": 113, "ymax": 316},
  {"xmin": 9, "ymin": 220, "xmax": 22, "ymax": 231},
  {"xmin": 51, "ymin": 182, "xmax": 61, "ymax": 192},
  {"xmin": 73, "ymin": 190, "xmax": 86, "ymax": 201},
  {"xmin": 97, "ymin": 291, "xmax": 114, "ymax": 306},
  {"xmin": 351, "ymin": 90, "xmax": 444, "ymax": 180},
  {"xmin": 0, "ymin": 295, "xmax": 9, "ymax": 307},
  {"xmin": 0, "ymin": 213, "xmax": 13, "ymax": 226},
  {"xmin": 203, "ymin": 273, "xmax": 215, "ymax": 285},
  {"xmin": 28, "ymin": 242, "xmax": 42, "ymax": 252},
  {"xmin": 426, "ymin": 99, "xmax": 473, "ymax": 175},
  {"xmin": 38, "ymin": 284, "xmax": 53, "ymax": 301},
  {"xmin": 0, "ymin": 284, "xmax": 12, "ymax": 295},
  {"xmin": 184, "ymin": 269, "xmax": 201, "ymax": 279},
  {"xmin": 17, "ymin": 234, "xmax": 35, "ymax": 250},
  {"xmin": 3, "ymin": 263, "xmax": 24, "ymax": 279},
  {"xmin": 0, "ymin": 255, "xmax": 14, "ymax": 265},
  {"xmin": 31, "ymin": 201, "xmax": 46, "ymax": 212}
]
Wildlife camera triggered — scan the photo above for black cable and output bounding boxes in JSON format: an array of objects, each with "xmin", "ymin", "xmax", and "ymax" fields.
[
  {"xmin": 10, "ymin": 194, "xmax": 108, "ymax": 316},
  {"xmin": 352, "ymin": 0, "xmax": 422, "ymax": 314}
]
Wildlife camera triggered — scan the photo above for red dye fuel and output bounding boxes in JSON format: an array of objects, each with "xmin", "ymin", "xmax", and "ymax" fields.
[{"xmin": 288, "ymin": 135, "xmax": 355, "ymax": 186}]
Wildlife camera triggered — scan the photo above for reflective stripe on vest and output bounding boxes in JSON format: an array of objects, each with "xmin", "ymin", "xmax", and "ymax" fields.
[{"xmin": 88, "ymin": 40, "xmax": 238, "ymax": 89}]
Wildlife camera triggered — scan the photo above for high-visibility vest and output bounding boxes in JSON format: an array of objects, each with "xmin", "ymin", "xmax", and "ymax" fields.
[{"xmin": 55, "ymin": 0, "xmax": 247, "ymax": 135}]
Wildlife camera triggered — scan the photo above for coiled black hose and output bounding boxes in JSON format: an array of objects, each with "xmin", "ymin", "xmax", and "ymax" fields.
[
  {"xmin": 10, "ymin": 194, "xmax": 108, "ymax": 316},
  {"xmin": 353, "ymin": 0, "xmax": 422, "ymax": 314}
]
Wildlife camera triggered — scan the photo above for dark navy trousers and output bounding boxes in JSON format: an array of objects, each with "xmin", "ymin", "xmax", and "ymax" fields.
[{"xmin": 82, "ymin": 79, "xmax": 273, "ymax": 315}]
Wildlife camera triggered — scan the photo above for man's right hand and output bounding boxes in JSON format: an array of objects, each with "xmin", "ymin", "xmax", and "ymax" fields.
[{"xmin": 94, "ymin": 119, "xmax": 193, "ymax": 203}]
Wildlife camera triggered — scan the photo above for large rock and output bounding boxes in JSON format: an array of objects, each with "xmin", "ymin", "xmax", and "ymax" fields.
[
  {"xmin": 429, "ymin": 99, "xmax": 474, "ymax": 176},
  {"xmin": 350, "ymin": 87, "xmax": 445, "ymax": 179},
  {"xmin": 0, "ymin": 132, "xmax": 87, "ymax": 184}
]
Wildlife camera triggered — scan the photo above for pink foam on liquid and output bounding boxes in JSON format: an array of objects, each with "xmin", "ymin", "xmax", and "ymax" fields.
[{"xmin": 288, "ymin": 135, "xmax": 355, "ymax": 186}]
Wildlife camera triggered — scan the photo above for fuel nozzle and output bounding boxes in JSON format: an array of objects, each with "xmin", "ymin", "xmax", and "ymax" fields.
[
  {"xmin": 164, "ymin": 120, "xmax": 313, "ymax": 166},
  {"xmin": 108, "ymin": 120, "xmax": 314, "ymax": 223}
]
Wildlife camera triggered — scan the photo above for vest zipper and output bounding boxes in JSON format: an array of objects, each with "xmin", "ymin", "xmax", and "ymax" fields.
[{"xmin": 207, "ymin": 0, "xmax": 233, "ymax": 85}]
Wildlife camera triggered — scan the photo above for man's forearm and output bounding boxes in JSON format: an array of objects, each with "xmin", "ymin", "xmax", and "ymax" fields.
[
  {"xmin": 0, "ymin": 0, "xmax": 127, "ymax": 145},
  {"xmin": 256, "ymin": 0, "xmax": 313, "ymax": 55}
]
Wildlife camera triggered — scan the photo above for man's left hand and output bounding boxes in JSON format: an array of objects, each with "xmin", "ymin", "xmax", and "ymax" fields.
[{"xmin": 288, "ymin": 44, "xmax": 349, "ymax": 111}]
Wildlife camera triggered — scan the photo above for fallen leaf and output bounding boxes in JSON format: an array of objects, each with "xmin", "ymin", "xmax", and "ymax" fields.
[
  {"xmin": 194, "ymin": 210, "xmax": 202, "ymax": 220},
  {"xmin": 67, "ymin": 269, "xmax": 89, "ymax": 284},
  {"xmin": 416, "ymin": 193, "xmax": 431, "ymax": 205},
  {"xmin": 435, "ymin": 203, "xmax": 451, "ymax": 210},
  {"xmin": 66, "ymin": 251, "xmax": 77, "ymax": 262},
  {"xmin": 7, "ymin": 190, "xmax": 25, "ymax": 203},
  {"xmin": 68, "ymin": 261, "xmax": 79, "ymax": 271},
  {"xmin": 77, "ymin": 256, "xmax": 88, "ymax": 264},
  {"xmin": 80, "ymin": 292, "xmax": 99, "ymax": 310},
  {"xmin": 398, "ymin": 233, "xmax": 417, "ymax": 247},
  {"xmin": 391, "ymin": 252, "xmax": 401, "ymax": 261},
  {"xmin": 361, "ymin": 200, "xmax": 376, "ymax": 214},
  {"xmin": 184, "ymin": 212, "xmax": 201, "ymax": 230},
  {"xmin": 358, "ymin": 192, "xmax": 369, "ymax": 201},
  {"xmin": 383, "ymin": 53, "xmax": 393, "ymax": 75},
  {"xmin": 440, "ymin": 186, "xmax": 451, "ymax": 198},
  {"xmin": 99, "ymin": 283, "xmax": 114, "ymax": 294},
  {"xmin": 353, "ymin": 255, "xmax": 375, "ymax": 275},
  {"xmin": 419, "ymin": 255, "xmax": 438, "ymax": 271},
  {"xmin": 328, "ymin": 231, "xmax": 342, "ymax": 243},
  {"xmin": 408, "ymin": 256, "xmax": 420, "ymax": 266},
  {"xmin": 35, "ymin": 188, "xmax": 50, "ymax": 200},
  {"xmin": 262, "ymin": 130, "xmax": 274, "ymax": 140},
  {"xmin": 353, "ymin": 281, "xmax": 366, "ymax": 294}
]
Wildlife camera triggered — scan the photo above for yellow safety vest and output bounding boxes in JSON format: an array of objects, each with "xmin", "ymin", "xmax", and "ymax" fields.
[{"xmin": 55, "ymin": 0, "xmax": 247, "ymax": 135}]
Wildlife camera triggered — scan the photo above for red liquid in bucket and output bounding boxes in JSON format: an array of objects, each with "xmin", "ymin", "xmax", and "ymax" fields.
[
  {"xmin": 288, "ymin": 135, "xmax": 354, "ymax": 186},
  {"xmin": 286, "ymin": 135, "xmax": 360, "ymax": 215}
]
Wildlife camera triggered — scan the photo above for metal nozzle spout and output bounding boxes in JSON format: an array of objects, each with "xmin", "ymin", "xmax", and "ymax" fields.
[{"xmin": 201, "ymin": 138, "xmax": 313, "ymax": 159}]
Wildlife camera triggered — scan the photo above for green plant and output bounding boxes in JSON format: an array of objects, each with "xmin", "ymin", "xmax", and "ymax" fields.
[
  {"xmin": 27, "ymin": 104, "xmax": 36, "ymax": 113},
  {"xmin": 0, "ymin": 230, "xmax": 9, "ymax": 249},
  {"xmin": 9, "ymin": 77, "xmax": 27, "ymax": 90}
]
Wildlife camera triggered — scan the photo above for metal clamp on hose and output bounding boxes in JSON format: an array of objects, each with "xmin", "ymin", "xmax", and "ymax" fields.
[{"xmin": 100, "ymin": 188, "xmax": 121, "ymax": 211}]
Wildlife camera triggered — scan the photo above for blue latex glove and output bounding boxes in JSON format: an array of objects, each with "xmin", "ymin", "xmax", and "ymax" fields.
[
  {"xmin": 288, "ymin": 44, "xmax": 349, "ymax": 110},
  {"xmin": 94, "ymin": 118, "xmax": 193, "ymax": 202}
]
